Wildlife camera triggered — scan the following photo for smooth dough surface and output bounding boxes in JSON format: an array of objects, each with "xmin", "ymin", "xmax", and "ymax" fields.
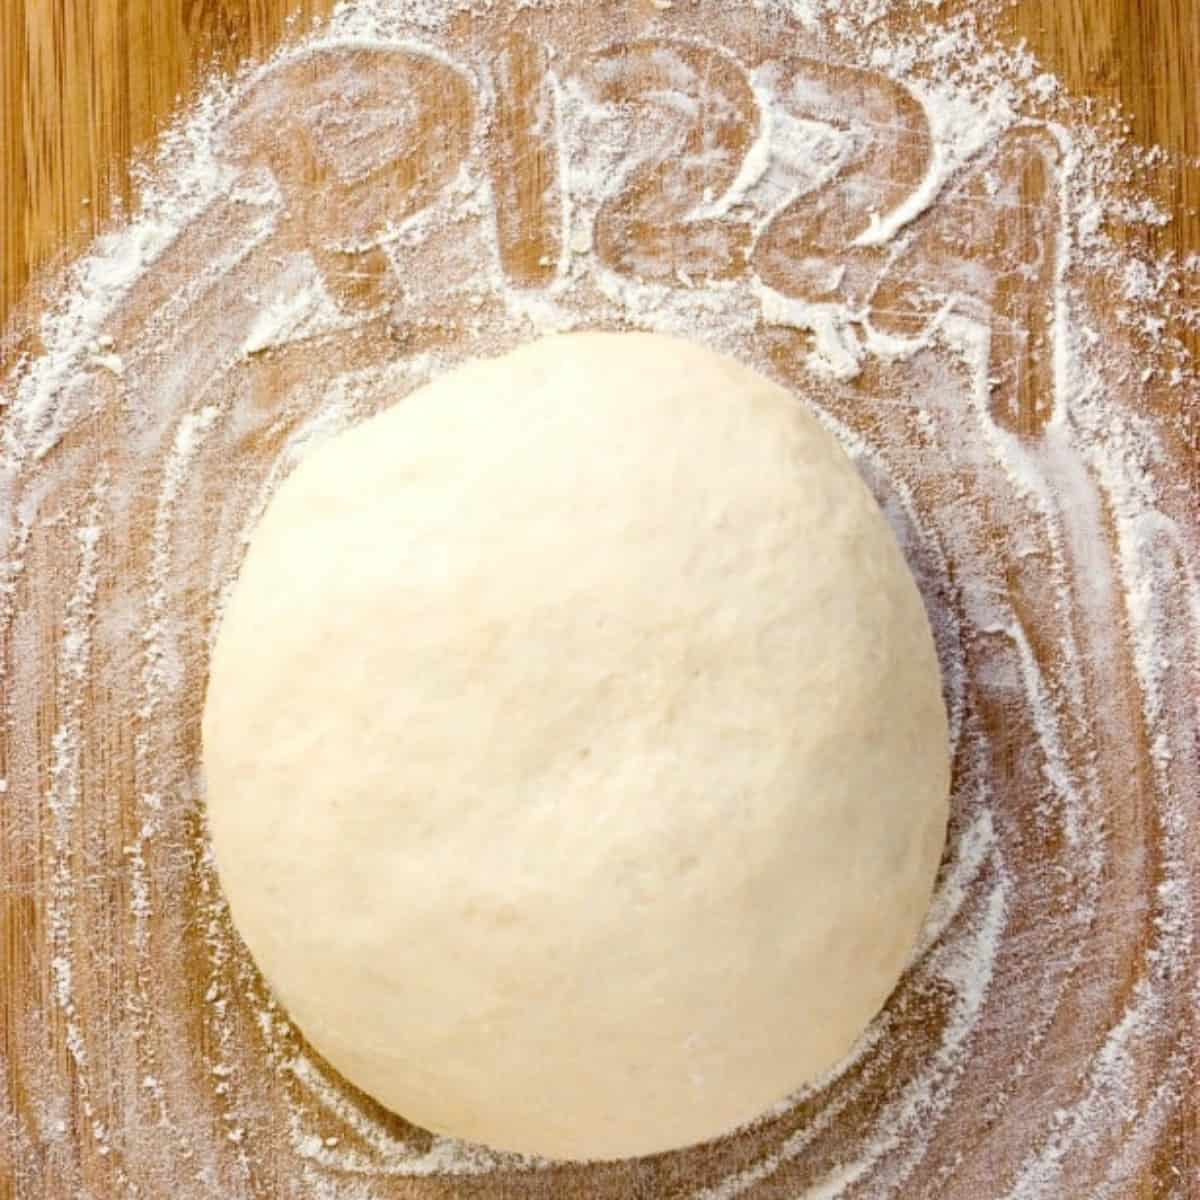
[{"xmin": 203, "ymin": 331, "xmax": 949, "ymax": 1161}]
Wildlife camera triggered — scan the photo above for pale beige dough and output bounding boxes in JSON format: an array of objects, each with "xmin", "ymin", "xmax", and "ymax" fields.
[{"xmin": 202, "ymin": 331, "xmax": 949, "ymax": 1160}]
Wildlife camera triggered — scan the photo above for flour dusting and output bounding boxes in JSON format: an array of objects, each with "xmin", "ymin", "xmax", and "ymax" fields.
[{"xmin": 1, "ymin": 0, "xmax": 1197, "ymax": 1196}]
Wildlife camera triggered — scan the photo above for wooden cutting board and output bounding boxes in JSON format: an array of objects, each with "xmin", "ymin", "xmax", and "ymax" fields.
[
  {"xmin": 4, "ymin": 0, "xmax": 1196, "ymax": 346},
  {"xmin": 2, "ymin": 2, "xmax": 1198, "ymax": 1199}
]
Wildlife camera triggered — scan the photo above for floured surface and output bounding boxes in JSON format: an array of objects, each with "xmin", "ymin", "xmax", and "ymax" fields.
[{"xmin": 0, "ymin": 1, "xmax": 1197, "ymax": 1197}]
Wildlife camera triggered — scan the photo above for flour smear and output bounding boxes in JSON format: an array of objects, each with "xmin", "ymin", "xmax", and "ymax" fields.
[{"xmin": 1, "ymin": 0, "xmax": 1197, "ymax": 1197}]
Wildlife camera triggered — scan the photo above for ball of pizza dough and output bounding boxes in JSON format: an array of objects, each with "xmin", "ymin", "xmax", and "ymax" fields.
[{"xmin": 202, "ymin": 331, "xmax": 949, "ymax": 1161}]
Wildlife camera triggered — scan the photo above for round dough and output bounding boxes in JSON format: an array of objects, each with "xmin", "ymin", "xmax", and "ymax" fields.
[{"xmin": 202, "ymin": 332, "xmax": 949, "ymax": 1161}]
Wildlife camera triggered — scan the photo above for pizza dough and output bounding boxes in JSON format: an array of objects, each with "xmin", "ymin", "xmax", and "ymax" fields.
[{"xmin": 202, "ymin": 331, "xmax": 949, "ymax": 1161}]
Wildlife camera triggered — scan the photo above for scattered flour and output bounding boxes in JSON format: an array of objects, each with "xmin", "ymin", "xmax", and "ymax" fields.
[{"xmin": 0, "ymin": 0, "xmax": 1196, "ymax": 1197}]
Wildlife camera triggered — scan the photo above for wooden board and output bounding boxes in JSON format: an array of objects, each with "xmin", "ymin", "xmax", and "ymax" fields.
[
  {"xmin": 2, "ymin": 2, "xmax": 1198, "ymax": 1199},
  {"xmin": 5, "ymin": 0, "xmax": 1198, "ymax": 347}
]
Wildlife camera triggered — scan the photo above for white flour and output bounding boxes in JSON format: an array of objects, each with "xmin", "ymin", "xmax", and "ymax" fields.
[{"xmin": 1, "ymin": 0, "xmax": 1197, "ymax": 1197}]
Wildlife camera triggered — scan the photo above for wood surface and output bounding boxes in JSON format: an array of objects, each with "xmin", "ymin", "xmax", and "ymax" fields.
[
  {"xmin": 1, "ymin": 2, "xmax": 1198, "ymax": 1199},
  {"xmin": 3, "ymin": 0, "xmax": 1198, "ymax": 351}
]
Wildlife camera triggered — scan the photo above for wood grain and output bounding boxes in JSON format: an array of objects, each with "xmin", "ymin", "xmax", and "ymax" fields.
[
  {"xmin": 1, "ymin": 0, "xmax": 332, "ymax": 349},
  {"xmin": 3, "ymin": 0, "xmax": 1198, "ymax": 347},
  {"xmin": 1, "ymin": 3, "xmax": 1198, "ymax": 1199}
]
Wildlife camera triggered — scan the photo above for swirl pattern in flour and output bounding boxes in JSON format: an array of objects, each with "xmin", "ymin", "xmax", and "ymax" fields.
[{"xmin": 0, "ymin": 2, "xmax": 1197, "ymax": 1197}]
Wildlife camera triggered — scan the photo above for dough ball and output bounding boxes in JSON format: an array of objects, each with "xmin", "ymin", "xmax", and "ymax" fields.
[{"xmin": 202, "ymin": 331, "xmax": 949, "ymax": 1161}]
